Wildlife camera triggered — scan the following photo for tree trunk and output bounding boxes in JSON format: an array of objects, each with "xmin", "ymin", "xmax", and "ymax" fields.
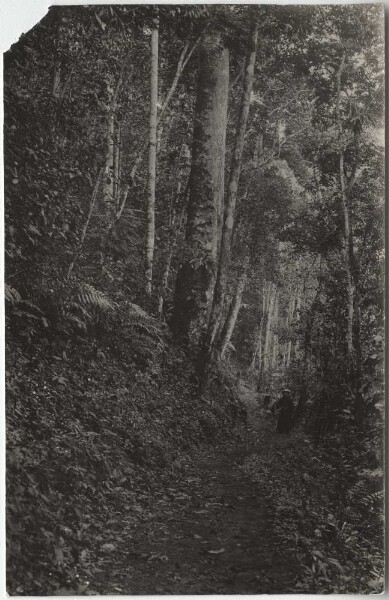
[
  {"xmin": 103, "ymin": 63, "xmax": 125, "ymax": 215},
  {"xmin": 52, "ymin": 12, "xmax": 65, "ymax": 98},
  {"xmin": 353, "ymin": 289, "xmax": 363, "ymax": 423},
  {"xmin": 339, "ymin": 150, "xmax": 355, "ymax": 358},
  {"xmin": 258, "ymin": 284, "xmax": 268, "ymax": 369},
  {"xmin": 67, "ymin": 167, "xmax": 104, "ymax": 280},
  {"xmin": 157, "ymin": 209, "xmax": 184, "ymax": 319},
  {"xmin": 253, "ymin": 131, "xmax": 263, "ymax": 162},
  {"xmin": 336, "ymin": 51, "xmax": 355, "ymax": 360},
  {"xmin": 284, "ymin": 295, "xmax": 295, "ymax": 368},
  {"xmin": 257, "ymin": 282, "xmax": 271, "ymax": 382},
  {"xmin": 115, "ymin": 35, "xmax": 203, "ymax": 227},
  {"xmin": 103, "ymin": 112, "xmax": 115, "ymax": 210},
  {"xmin": 335, "ymin": 51, "xmax": 363, "ymax": 421},
  {"xmin": 250, "ymin": 295, "xmax": 266, "ymax": 371},
  {"xmin": 158, "ymin": 247, "xmax": 174, "ymax": 319},
  {"xmin": 295, "ymin": 275, "xmax": 322, "ymax": 421},
  {"xmin": 113, "ymin": 123, "xmax": 121, "ymax": 209},
  {"xmin": 145, "ymin": 14, "xmax": 159, "ymax": 302},
  {"xmin": 271, "ymin": 295, "xmax": 279, "ymax": 370},
  {"xmin": 220, "ymin": 256, "xmax": 250, "ymax": 358},
  {"xmin": 53, "ymin": 61, "xmax": 62, "ymax": 98},
  {"xmin": 272, "ymin": 334, "xmax": 279, "ymax": 370},
  {"xmin": 106, "ymin": 116, "xmax": 115, "ymax": 204},
  {"xmin": 171, "ymin": 29, "xmax": 229, "ymax": 345},
  {"xmin": 293, "ymin": 294, "xmax": 302, "ymax": 359},
  {"xmin": 206, "ymin": 23, "xmax": 258, "ymax": 351},
  {"xmin": 263, "ymin": 283, "xmax": 277, "ymax": 378}
]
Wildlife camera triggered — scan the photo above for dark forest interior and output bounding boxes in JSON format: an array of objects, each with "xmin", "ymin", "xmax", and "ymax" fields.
[{"xmin": 4, "ymin": 4, "xmax": 385, "ymax": 595}]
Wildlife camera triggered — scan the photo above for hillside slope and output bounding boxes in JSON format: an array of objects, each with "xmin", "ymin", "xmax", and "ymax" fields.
[{"xmin": 6, "ymin": 315, "xmax": 246, "ymax": 595}]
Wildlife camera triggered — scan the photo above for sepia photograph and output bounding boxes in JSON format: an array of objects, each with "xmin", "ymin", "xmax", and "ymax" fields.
[{"xmin": 3, "ymin": 2, "xmax": 385, "ymax": 595}]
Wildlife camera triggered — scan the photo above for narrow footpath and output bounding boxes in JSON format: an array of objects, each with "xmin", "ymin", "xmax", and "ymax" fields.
[{"xmin": 89, "ymin": 382, "xmax": 301, "ymax": 595}]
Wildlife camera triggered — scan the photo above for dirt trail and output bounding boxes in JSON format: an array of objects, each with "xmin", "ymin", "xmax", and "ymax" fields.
[{"xmin": 92, "ymin": 382, "xmax": 300, "ymax": 594}]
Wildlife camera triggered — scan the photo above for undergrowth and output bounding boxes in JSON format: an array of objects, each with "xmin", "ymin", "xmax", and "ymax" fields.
[
  {"xmin": 6, "ymin": 299, "xmax": 246, "ymax": 595},
  {"xmin": 242, "ymin": 413, "xmax": 384, "ymax": 594}
]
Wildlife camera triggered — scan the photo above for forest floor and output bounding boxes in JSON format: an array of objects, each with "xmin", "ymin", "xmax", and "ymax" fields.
[
  {"xmin": 75, "ymin": 381, "xmax": 303, "ymax": 595},
  {"xmin": 7, "ymin": 345, "xmax": 383, "ymax": 596}
]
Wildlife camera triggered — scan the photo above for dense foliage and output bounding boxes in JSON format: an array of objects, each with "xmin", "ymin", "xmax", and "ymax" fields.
[{"xmin": 4, "ymin": 4, "xmax": 384, "ymax": 594}]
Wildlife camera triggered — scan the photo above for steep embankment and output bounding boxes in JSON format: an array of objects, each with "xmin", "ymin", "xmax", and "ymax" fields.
[
  {"xmin": 6, "ymin": 323, "xmax": 246, "ymax": 595},
  {"xmin": 239, "ymin": 382, "xmax": 384, "ymax": 594}
]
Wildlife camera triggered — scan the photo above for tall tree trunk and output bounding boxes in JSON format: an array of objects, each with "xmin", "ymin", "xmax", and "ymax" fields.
[
  {"xmin": 336, "ymin": 51, "xmax": 355, "ymax": 359},
  {"xmin": 250, "ymin": 294, "xmax": 266, "ymax": 371},
  {"xmin": 271, "ymin": 295, "xmax": 279, "ymax": 370},
  {"xmin": 263, "ymin": 283, "xmax": 277, "ymax": 378},
  {"xmin": 113, "ymin": 123, "xmax": 121, "ymax": 209},
  {"xmin": 272, "ymin": 334, "xmax": 279, "ymax": 370},
  {"xmin": 257, "ymin": 282, "xmax": 271, "ymax": 383},
  {"xmin": 145, "ymin": 14, "xmax": 159, "ymax": 302},
  {"xmin": 158, "ymin": 247, "xmax": 174, "ymax": 319},
  {"xmin": 220, "ymin": 256, "xmax": 250, "ymax": 358},
  {"xmin": 335, "ymin": 50, "xmax": 363, "ymax": 421},
  {"xmin": 103, "ymin": 111, "xmax": 115, "ymax": 209},
  {"xmin": 293, "ymin": 293, "xmax": 302, "ymax": 360},
  {"xmin": 285, "ymin": 295, "xmax": 295, "ymax": 368},
  {"xmin": 339, "ymin": 150, "xmax": 355, "ymax": 358},
  {"xmin": 102, "ymin": 63, "xmax": 125, "ymax": 215},
  {"xmin": 157, "ymin": 209, "xmax": 184, "ymax": 319},
  {"xmin": 295, "ymin": 274, "xmax": 322, "ymax": 422},
  {"xmin": 171, "ymin": 29, "xmax": 229, "ymax": 345},
  {"xmin": 52, "ymin": 11, "xmax": 65, "ymax": 98},
  {"xmin": 206, "ymin": 23, "xmax": 259, "ymax": 352}
]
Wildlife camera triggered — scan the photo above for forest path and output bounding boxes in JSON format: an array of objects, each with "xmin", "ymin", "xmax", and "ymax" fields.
[{"xmin": 91, "ymin": 382, "xmax": 300, "ymax": 594}]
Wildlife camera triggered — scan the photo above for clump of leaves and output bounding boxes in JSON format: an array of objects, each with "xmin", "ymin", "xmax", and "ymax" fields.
[{"xmin": 242, "ymin": 416, "xmax": 384, "ymax": 594}]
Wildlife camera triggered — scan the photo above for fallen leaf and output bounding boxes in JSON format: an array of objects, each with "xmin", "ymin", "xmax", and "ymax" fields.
[
  {"xmin": 54, "ymin": 547, "xmax": 64, "ymax": 563},
  {"xmin": 101, "ymin": 542, "xmax": 117, "ymax": 552}
]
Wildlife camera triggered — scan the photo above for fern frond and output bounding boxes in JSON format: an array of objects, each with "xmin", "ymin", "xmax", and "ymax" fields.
[
  {"xmin": 66, "ymin": 301, "xmax": 92, "ymax": 319},
  {"xmin": 5, "ymin": 284, "xmax": 22, "ymax": 304},
  {"xmin": 127, "ymin": 302, "xmax": 150, "ymax": 319},
  {"xmin": 66, "ymin": 314, "xmax": 88, "ymax": 331},
  {"xmin": 77, "ymin": 284, "xmax": 116, "ymax": 312},
  {"xmin": 19, "ymin": 300, "xmax": 43, "ymax": 314}
]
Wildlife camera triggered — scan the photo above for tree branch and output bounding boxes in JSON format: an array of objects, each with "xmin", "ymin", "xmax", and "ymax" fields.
[
  {"xmin": 67, "ymin": 166, "xmax": 104, "ymax": 280},
  {"xmin": 110, "ymin": 33, "xmax": 204, "ymax": 232}
]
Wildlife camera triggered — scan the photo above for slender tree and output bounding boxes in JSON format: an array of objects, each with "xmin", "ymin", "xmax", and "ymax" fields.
[
  {"xmin": 111, "ymin": 35, "xmax": 201, "ymax": 232},
  {"xmin": 67, "ymin": 167, "xmax": 104, "ymax": 280},
  {"xmin": 220, "ymin": 255, "xmax": 250, "ymax": 358},
  {"xmin": 102, "ymin": 59, "xmax": 126, "ymax": 215},
  {"xmin": 113, "ymin": 123, "xmax": 121, "ymax": 208},
  {"xmin": 145, "ymin": 11, "xmax": 159, "ymax": 302}
]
